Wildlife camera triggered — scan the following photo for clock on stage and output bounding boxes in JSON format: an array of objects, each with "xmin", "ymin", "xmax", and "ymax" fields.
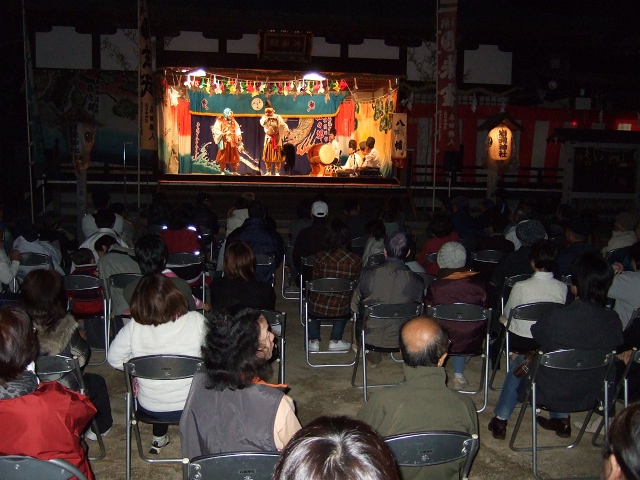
[{"xmin": 251, "ymin": 98, "xmax": 264, "ymax": 111}]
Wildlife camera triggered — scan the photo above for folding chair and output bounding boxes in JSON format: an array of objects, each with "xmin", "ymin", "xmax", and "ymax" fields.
[
  {"xmin": 186, "ymin": 452, "xmax": 280, "ymax": 480},
  {"xmin": 351, "ymin": 302, "xmax": 423, "ymax": 401},
  {"xmin": 604, "ymin": 246, "xmax": 630, "ymax": 265},
  {"xmin": 63, "ymin": 275, "xmax": 109, "ymax": 365},
  {"xmin": 365, "ymin": 251, "xmax": 385, "ymax": 267},
  {"xmin": 623, "ymin": 348, "xmax": 640, "ymax": 407},
  {"xmin": 12, "ymin": 252, "xmax": 52, "ymax": 292},
  {"xmin": 298, "ymin": 255, "xmax": 315, "ymax": 325},
  {"xmin": 281, "ymin": 237, "xmax": 298, "ymax": 300},
  {"xmin": 0, "ymin": 455, "xmax": 89, "ymax": 480},
  {"xmin": 107, "ymin": 272, "xmax": 143, "ymax": 320},
  {"xmin": 416, "ymin": 272, "xmax": 437, "ymax": 296},
  {"xmin": 304, "ymin": 278, "xmax": 357, "ymax": 368},
  {"xmin": 471, "ymin": 249, "xmax": 505, "ymax": 283},
  {"xmin": 384, "ymin": 431, "xmax": 479, "ymax": 480},
  {"xmin": 167, "ymin": 252, "xmax": 206, "ymax": 305},
  {"xmin": 350, "ymin": 235, "xmax": 368, "ymax": 256},
  {"xmin": 255, "ymin": 253, "xmax": 276, "ymax": 288},
  {"xmin": 508, "ymin": 349, "xmax": 616, "ymax": 480},
  {"xmin": 35, "ymin": 354, "xmax": 106, "ymax": 461},
  {"xmin": 426, "ymin": 303, "xmax": 492, "ymax": 412},
  {"xmin": 260, "ymin": 309, "xmax": 286, "ymax": 384},
  {"xmin": 500, "ymin": 274, "xmax": 532, "ymax": 315},
  {"xmin": 489, "ymin": 302, "xmax": 560, "ymax": 391},
  {"xmin": 123, "ymin": 354, "xmax": 204, "ymax": 480}
]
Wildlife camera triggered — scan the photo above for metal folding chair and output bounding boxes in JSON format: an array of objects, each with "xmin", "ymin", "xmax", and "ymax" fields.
[
  {"xmin": 350, "ymin": 235, "xmax": 368, "ymax": 256},
  {"xmin": 186, "ymin": 452, "xmax": 280, "ymax": 480},
  {"xmin": 304, "ymin": 278, "xmax": 357, "ymax": 368},
  {"xmin": 260, "ymin": 309, "xmax": 286, "ymax": 383},
  {"xmin": 298, "ymin": 255, "xmax": 315, "ymax": 325},
  {"xmin": 508, "ymin": 349, "xmax": 616, "ymax": 480},
  {"xmin": 107, "ymin": 272, "xmax": 143, "ymax": 320},
  {"xmin": 500, "ymin": 274, "xmax": 532, "ymax": 315},
  {"xmin": 255, "ymin": 253, "xmax": 276, "ymax": 288},
  {"xmin": 384, "ymin": 431, "xmax": 479, "ymax": 480},
  {"xmin": 167, "ymin": 252, "xmax": 206, "ymax": 304},
  {"xmin": 0, "ymin": 455, "xmax": 89, "ymax": 480},
  {"xmin": 12, "ymin": 252, "xmax": 52, "ymax": 292},
  {"xmin": 351, "ymin": 302, "xmax": 423, "ymax": 401},
  {"xmin": 365, "ymin": 251, "xmax": 385, "ymax": 267},
  {"xmin": 281, "ymin": 237, "xmax": 298, "ymax": 300},
  {"xmin": 123, "ymin": 354, "xmax": 204, "ymax": 480},
  {"xmin": 35, "ymin": 354, "xmax": 106, "ymax": 461},
  {"xmin": 63, "ymin": 274, "xmax": 110, "ymax": 365},
  {"xmin": 427, "ymin": 303, "xmax": 492, "ymax": 412},
  {"xmin": 471, "ymin": 249, "xmax": 505, "ymax": 283}
]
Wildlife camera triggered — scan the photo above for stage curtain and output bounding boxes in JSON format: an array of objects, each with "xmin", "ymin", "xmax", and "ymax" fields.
[{"xmin": 354, "ymin": 90, "xmax": 397, "ymax": 177}]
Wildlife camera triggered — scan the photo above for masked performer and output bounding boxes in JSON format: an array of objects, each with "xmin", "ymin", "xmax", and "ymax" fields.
[
  {"xmin": 260, "ymin": 103, "xmax": 289, "ymax": 176},
  {"xmin": 212, "ymin": 108, "xmax": 243, "ymax": 175}
]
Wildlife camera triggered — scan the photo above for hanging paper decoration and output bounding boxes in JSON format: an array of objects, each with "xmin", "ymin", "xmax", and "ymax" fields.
[
  {"xmin": 259, "ymin": 82, "xmax": 267, "ymax": 93},
  {"xmin": 305, "ymin": 81, "xmax": 312, "ymax": 95},
  {"xmin": 318, "ymin": 81, "xmax": 324, "ymax": 94},
  {"xmin": 283, "ymin": 82, "xmax": 290, "ymax": 96},
  {"xmin": 183, "ymin": 75, "xmax": 193, "ymax": 87},
  {"xmin": 229, "ymin": 81, "xmax": 237, "ymax": 95},
  {"xmin": 203, "ymin": 78, "xmax": 211, "ymax": 94},
  {"xmin": 169, "ymin": 87, "xmax": 180, "ymax": 106},
  {"xmin": 272, "ymin": 83, "xmax": 279, "ymax": 93},
  {"xmin": 339, "ymin": 79, "xmax": 349, "ymax": 91},
  {"xmin": 332, "ymin": 81, "xmax": 341, "ymax": 93}
]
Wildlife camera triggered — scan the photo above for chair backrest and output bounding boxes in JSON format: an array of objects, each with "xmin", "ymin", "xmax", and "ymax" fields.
[
  {"xmin": 536, "ymin": 349, "xmax": 615, "ymax": 371},
  {"xmin": 507, "ymin": 302, "xmax": 560, "ymax": 325},
  {"xmin": 0, "ymin": 455, "xmax": 89, "ymax": 480},
  {"xmin": 500, "ymin": 273, "xmax": 532, "ymax": 312},
  {"xmin": 365, "ymin": 302, "xmax": 423, "ymax": 321},
  {"xmin": 306, "ymin": 277, "xmax": 356, "ymax": 294},
  {"xmin": 362, "ymin": 302, "xmax": 424, "ymax": 350},
  {"xmin": 471, "ymin": 249, "xmax": 505, "ymax": 264},
  {"xmin": 260, "ymin": 309, "xmax": 286, "ymax": 338},
  {"xmin": 425, "ymin": 252, "xmax": 439, "ymax": 264},
  {"xmin": 604, "ymin": 247, "xmax": 630, "ymax": 264},
  {"xmin": 187, "ymin": 452, "xmax": 280, "ymax": 480},
  {"xmin": 256, "ymin": 254, "xmax": 276, "ymax": 286},
  {"xmin": 384, "ymin": 431, "xmax": 479, "ymax": 476},
  {"xmin": 35, "ymin": 354, "xmax": 84, "ymax": 394},
  {"xmin": 63, "ymin": 274, "xmax": 103, "ymax": 293},
  {"xmin": 19, "ymin": 252, "xmax": 52, "ymax": 268},
  {"xmin": 426, "ymin": 304, "xmax": 490, "ymax": 355},
  {"xmin": 366, "ymin": 251, "xmax": 385, "ymax": 267},
  {"xmin": 108, "ymin": 272, "xmax": 143, "ymax": 291},
  {"xmin": 124, "ymin": 354, "xmax": 203, "ymax": 381},
  {"xmin": 167, "ymin": 252, "xmax": 204, "ymax": 284},
  {"xmin": 350, "ymin": 235, "xmax": 368, "ymax": 255}
]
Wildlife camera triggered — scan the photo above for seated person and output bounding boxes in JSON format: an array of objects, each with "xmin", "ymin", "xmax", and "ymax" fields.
[
  {"xmin": 416, "ymin": 212, "xmax": 459, "ymax": 276},
  {"xmin": 13, "ymin": 218, "xmax": 65, "ymax": 275},
  {"xmin": 274, "ymin": 416, "xmax": 399, "ymax": 480},
  {"xmin": 0, "ymin": 235, "xmax": 20, "ymax": 292},
  {"xmin": 351, "ymin": 231, "xmax": 424, "ymax": 366},
  {"xmin": 601, "ymin": 401, "xmax": 640, "ymax": 480},
  {"xmin": 160, "ymin": 203, "xmax": 201, "ymax": 254},
  {"xmin": 180, "ymin": 306, "xmax": 301, "ymax": 458},
  {"xmin": 0, "ymin": 305, "xmax": 96, "ymax": 479},
  {"xmin": 342, "ymin": 140, "xmax": 363, "ymax": 172},
  {"xmin": 209, "ymin": 240, "xmax": 276, "ymax": 311},
  {"xmin": 307, "ymin": 219, "xmax": 362, "ymax": 352},
  {"xmin": 108, "ymin": 273, "xmax": 207, "ymax": 454},
  {"xmin": 603, "ymin": 211, "xmax": 638, "ymax": 256},
  {"xmin": 426, "ymin": 241, "xmax": 488, "ymax": 390},
  {"xmin": 70, "ymin": 248, "xmax": 98, "ymax": 277},
  {"xmin": 609, "ymin": 242, "xmax": 640, "ymax": 329},
  {"xmin": 361, "ymin": 219, "xmax": 385, "ymax": 267},
  {"xmin": 79, "ymin": 208, "xmax": 132, "ymax": 262},
  {"xmin": 357, "ymin": 316, "xmax": 478, "ymax": 480}
]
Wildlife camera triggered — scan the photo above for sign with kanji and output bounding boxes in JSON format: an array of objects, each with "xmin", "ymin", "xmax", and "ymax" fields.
[{"xmin": 391, "ymin": 113, "xmax": 408, "ymax": 167}]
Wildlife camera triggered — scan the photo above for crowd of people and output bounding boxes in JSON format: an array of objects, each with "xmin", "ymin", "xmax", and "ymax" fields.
[{"xmin": 0, "ymin": 187, "xmax": 639, "ymax": 480}]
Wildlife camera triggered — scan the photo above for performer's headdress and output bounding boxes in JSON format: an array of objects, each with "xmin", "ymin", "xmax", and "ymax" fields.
[
  {"xmin": 223, "ymin": 108, "xmax": 233, "ymax": 119},
  {"xmin": 265, "ymin": 99, "xmax": 275, "ymax": 116}
]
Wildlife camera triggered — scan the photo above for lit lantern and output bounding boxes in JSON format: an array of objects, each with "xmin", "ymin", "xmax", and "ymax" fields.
[{"xmin": 477, "ymin": 112, "xmax": 523, "ymax": 164}]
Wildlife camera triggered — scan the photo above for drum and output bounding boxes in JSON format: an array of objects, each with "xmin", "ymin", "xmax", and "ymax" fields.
[{"xmin": 307, "ymin": 144, "xmax": 335, "ymax": 176}]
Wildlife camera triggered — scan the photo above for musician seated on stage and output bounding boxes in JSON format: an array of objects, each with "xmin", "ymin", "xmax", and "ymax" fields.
[{"xmin": 343, "ymin": 140, "xmax": 363, "ymax": 173}]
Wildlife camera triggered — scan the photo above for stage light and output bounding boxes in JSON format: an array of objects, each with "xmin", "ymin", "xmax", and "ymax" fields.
[{"xmin": 303, "ymin": 72, "xmax": 326, "ymax": 81}]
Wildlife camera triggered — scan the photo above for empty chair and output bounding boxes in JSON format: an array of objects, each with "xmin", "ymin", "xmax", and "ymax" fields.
[
  {"xmin": 385, "ymin": 431, "xmax": 479, "ymax": 480},
  {"xmin": 0, "ymin": 455, "xmax": 89, "ymax": 480},
  {"xmin": 426, "ymin": 303, "xmax": 492, "ymax": 412},
  {"xmin": 260, "ymin": 309, "xmax": 287, "ymax": 383},
  {"xmin": 351, "ymin": 302, "xmax": 423, "ymax": 401},
  {"xmin": 186, "ymin": 452, "xmax": 280, "ymax": 480}
]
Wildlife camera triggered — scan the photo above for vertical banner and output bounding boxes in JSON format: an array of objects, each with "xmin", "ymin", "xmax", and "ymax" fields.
[
  {"xmin": 436, "ymin": 0, "xmax": 460, "ymax": 168},
  {"xmin": 139, "ymin": 0, "xmax": 157, "ymax": 151},
  {"xmin": 391, "ymin": 113, "xmax": 407, "ymax": 167}
]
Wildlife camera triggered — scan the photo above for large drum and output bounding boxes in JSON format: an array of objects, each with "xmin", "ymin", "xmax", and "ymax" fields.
[{"xmin": 307, "ymin": 144, "xmax": 335, "ymax": 176}]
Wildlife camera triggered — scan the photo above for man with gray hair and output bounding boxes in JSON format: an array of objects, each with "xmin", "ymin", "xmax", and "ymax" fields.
[
  {"xmin": 351, "ymin": 231, "xmax": 424, "ymax": 365},
  {"xmin": 357, "ymin": 316, "xmax": 479, "ymax": 480}
]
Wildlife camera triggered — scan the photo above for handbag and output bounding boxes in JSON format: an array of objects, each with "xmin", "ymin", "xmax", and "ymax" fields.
[{"xmin": 513, "ymin": 350, "xmax": 538, "ymax": 378}]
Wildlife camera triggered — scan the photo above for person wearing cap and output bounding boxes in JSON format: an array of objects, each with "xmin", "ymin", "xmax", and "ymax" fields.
[
  {"xmin": 425, "ymin": 241, "xmax": 488, "ymax": 389},
  {"xmin": 292, "ymin": 200, "xmax": 330, "ymax": 277},
  {"xmin": 602, "ymin": 211, "xmax": 638, "ymax": 255},
  {"xmin": 212, "ymin": 108, "xmax": 243, "ymax": 175},
  {"xmin": 343, "ymin": 140, "xmax": 363, "ymax": 172},
  {"xmin": 361, "ymin": 136, "xmax": 380, "ymax": 169},
  {"xmin": 260, "ymin": 102, "xmax": 290, "ymax": 176},
  {"xmin": 555, "ymin": 216, "xmax": 598, "ymax": 278}
]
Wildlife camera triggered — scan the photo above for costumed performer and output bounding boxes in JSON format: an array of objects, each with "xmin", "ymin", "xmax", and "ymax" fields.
[
  {"xmin": 260, "ymin": 102, "xmax": 290, "ymax": 176},
  {"xmin": 212, "ymin": 108, "xmax": 243, "ymax": 175}
]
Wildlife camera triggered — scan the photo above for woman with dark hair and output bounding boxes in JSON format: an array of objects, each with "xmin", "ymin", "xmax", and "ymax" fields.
[
  {"xmin": 0, "ymin": 305, "xmax": 96, "ymax": 479},
  {"xmin": 21, "ymin": 268, "xmax": 113, "ymax": 441},
  {"xmin": 602, "ymin": 401, "xmax": 640, "ymax": 480},
  {"xmin": 209, "ymin": 240, "xmax": 275, "ymax": 311},
  {"xmin": 179, "ymin": 306, "xmax": 301, "ymax": 459},
  {"xmin": 273, "ymin": 416, "xmax": 399, "ymax": 480},
  {"xmin": 488, "ymin": 251, "xmax": 623, "ymax": 440},
  {"xmin": 108, "ymin": 273, "xmax": 207, "ymax": 454}
]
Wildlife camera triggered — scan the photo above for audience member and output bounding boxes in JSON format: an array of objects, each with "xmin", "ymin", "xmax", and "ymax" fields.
[
  {"xmin": 39, "ymin": 210, "xmax": 78, "ymax": 273},
  {"xmin": 357, "ymin": 316, "xmax": 478, "ymax": 480},
  {"xmin": 274, "ymin": 416, "xmax": 399, "ymax": 480},
  {"xmin": 450, "ymin": 195, "xmax": 483, "ymax": 251},
  {"xmin": 82, "ymin": 187, "xmax": 129, "ymax": 243},
  {"xmin": 342, "ymin": 197, "xmax": 369, "ymax": 239},
  {"xmin": 95, "ymin": 235, "xmax": 140, "ymax": 318},
  {"xmin": 70, "ymin": 248, "xmax": 98, "ymax": 276},
  {"xmin": 109, "ymin": 202, "xmax": 136, "ymax": 245},
  {"xmin": 603, "ymin": 211, "xmax": 638, "ymax": 255},
  {"xmin": 0, "ymin": 234, "xmax": 20, "ymax": 291},
  {"xmin": 191, "ymin": 192, "xmax": 219, "ymax": 235},
  {"xmin": 227, "ymin": 199, "xmax": 284, "ymax": 284},
  {"xmin": 145, "ymin": 191, "xmax": 171, "ymax": 229},
  {"xmin": 601, "ymin": 402, "xmax": 640, "ymax": 480},
  {"xmin": 609, "ymin": 241, "xmax": 640, "ymax": 329},
  {"xmin": 351, "ymin": 231, "xmax": 424, "ymax": 366},
  {"xmin": 284, "ymin": 198, "xmax": 313, "ymax": 287},
  {"xmin": 21, "ymin": 269, "xmax": 113, "ymax": 440},
  {"xmin": 475, "ymin": 210, "xmax": 514, "ymax": 254},
  {"xmin": 13, "ymin": 218, "xmax": 65, "ymax": 275},
  {"xmin": 108, "ymin": 273, "xmax": 207, "ymax": 454},
  {"xmin": 160, "ymin": 204, "xmax": 201, "ymax": 254},
  {"xmin": 488, "ymin": 252, "xmax": 623, "ymax": 440},
  {"xmin": 426, "ymin": 241, "xmax": 488, "ymax": 389},
  {"xmin": 503, "ymin": 201, "xmax": 533, "ymax": 251},
  {"xmin": 209, "ymin": 240, "xmax": 276, "ymax": 311},
  {"xmin": 555, "ymin": 216, "xmax": 599, "ymax": 278},
  {"xmin": 361, "ymin": 219, "xmax": 386, "ymax": 267},
  {"xmin": 307, "ymin": 218, "xmax": 362, "ymax": 352},
  {"xmin": 180, "ymin": 306, "xmax": 301, "ymax": 458},
  {"xmin": 80, "ymin": 208, "xmax": 131, "ymax": 261},
  {"xmin": 416, "ymin": 212, "xmax": 459, "ymax": 275},
  {"xmin": 292, "ymin": 200, "xmax": 329, "ymax": 275},
  {"xmin": 0, "ymin": 305, "xmax": 96, "ymax": 479},
  {"xmin": 225, "ymin": 192, "xmax": 255, "ymax": 237}
]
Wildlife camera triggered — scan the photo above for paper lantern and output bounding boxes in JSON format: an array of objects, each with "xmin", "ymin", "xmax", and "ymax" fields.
[{"xmin": 486, "ymin": 125, "xmax": 513, "ymax": 162}]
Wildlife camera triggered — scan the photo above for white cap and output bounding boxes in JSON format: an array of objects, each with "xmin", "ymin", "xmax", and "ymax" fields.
[{"xmin": 311, "ymin": 201, "xmax": 329, "ymax": 218}]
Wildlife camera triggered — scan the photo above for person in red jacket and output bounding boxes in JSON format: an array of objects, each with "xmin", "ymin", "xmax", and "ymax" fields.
[{"xmin": 0, "ymin": 305, "xmax": 96, "ymax": 480}]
